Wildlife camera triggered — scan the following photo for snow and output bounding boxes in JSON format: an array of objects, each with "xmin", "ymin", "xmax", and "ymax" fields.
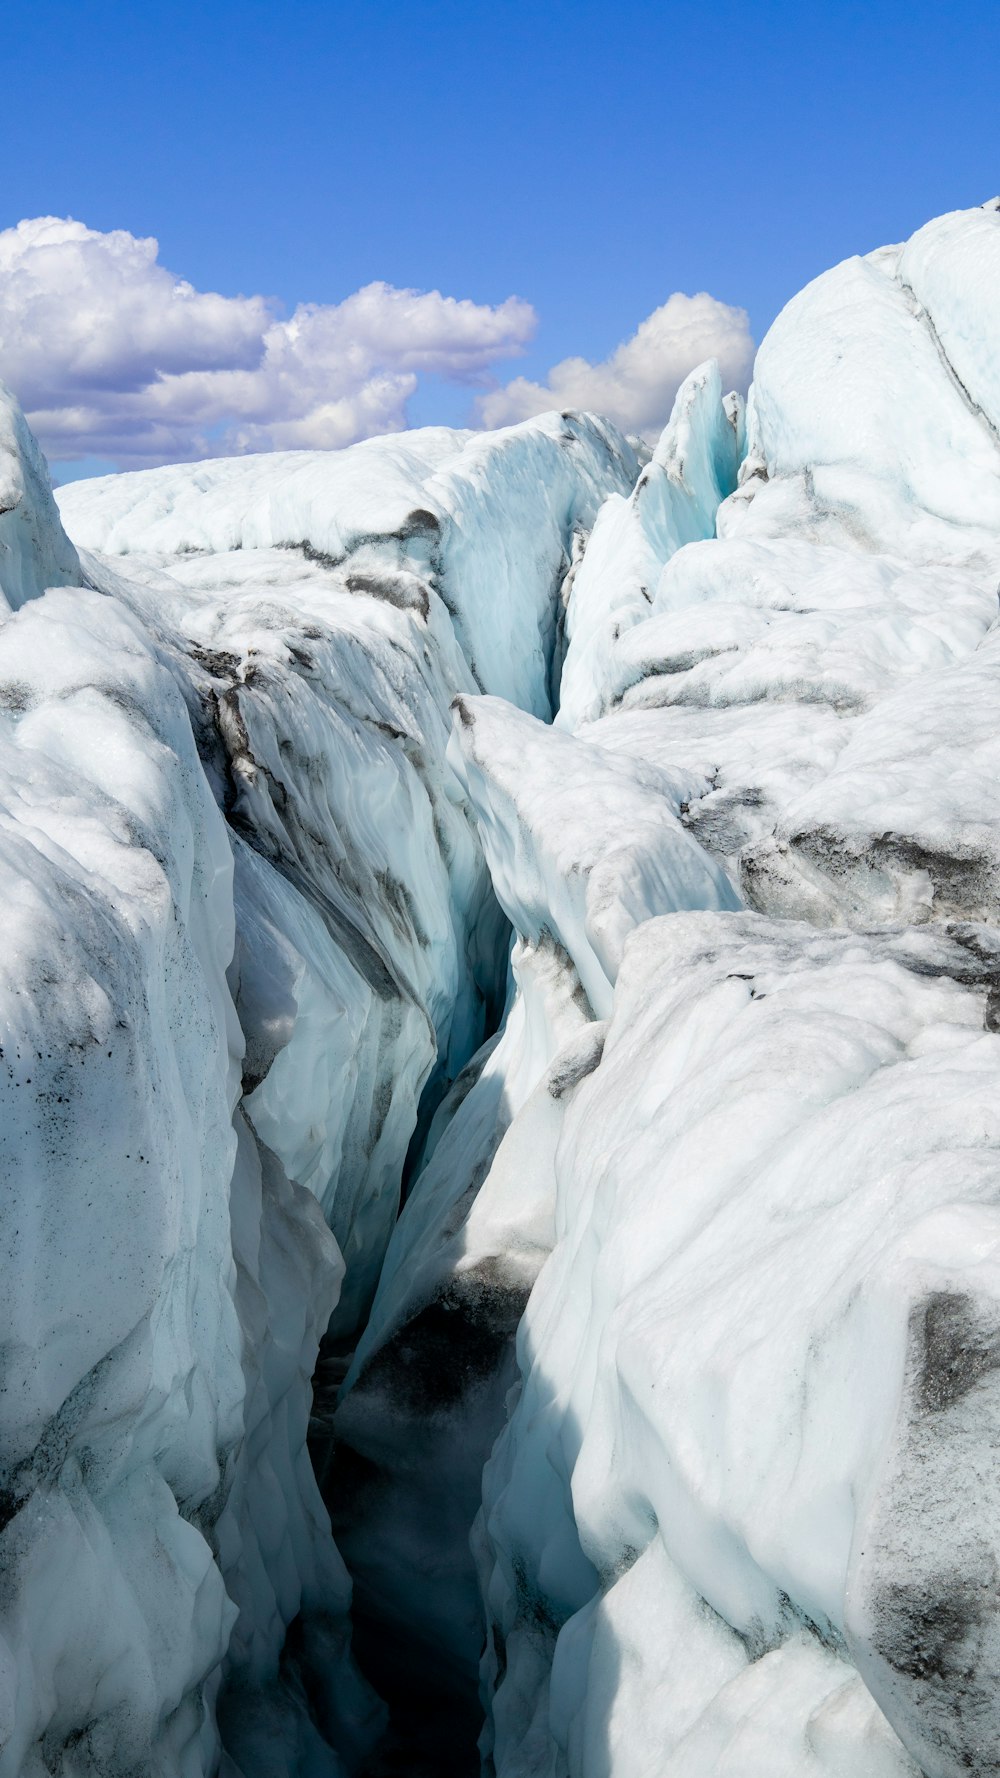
[{"xmin": 1, "ymin": 197, "xmax": 1000, "ymax": 1778}]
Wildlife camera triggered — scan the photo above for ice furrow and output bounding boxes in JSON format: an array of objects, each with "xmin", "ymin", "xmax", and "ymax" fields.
[{"xmin": 895, "ymin": 274, "xmax": 1000, "ymax": 454}]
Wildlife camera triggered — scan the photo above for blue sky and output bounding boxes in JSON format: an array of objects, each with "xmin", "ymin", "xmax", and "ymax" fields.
[{"xmin": 7, "ymin": 0, "xmax": 1000, "ymax": 473}]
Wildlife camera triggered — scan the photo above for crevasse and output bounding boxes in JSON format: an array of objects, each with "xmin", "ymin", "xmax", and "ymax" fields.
[
  {"xmin": 0, "ymin": 400, "xmax": 640, "ymax": 1776},
  {"xmin": 3, "ymin": 197, "xmax": 1000, "ymax": 1778}
]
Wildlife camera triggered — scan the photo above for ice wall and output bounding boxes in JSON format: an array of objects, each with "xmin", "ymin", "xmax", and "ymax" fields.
[
  {"xmin": 327, "ymin": 697, "xmax": 739, "ymax": 1727},
  {"xmin": 0, "ymin": 586, "xmax": 246, "ymax": 1777},
  {"xmin": 459, "ymin": 199, "xmax": 1000, "ymax": 1778},
  {"xmin": 555, "ymin": 359, "xmax": 745, "ymax": 730},
  {"xmin": 60, "ymin": 413, "xmax": 639, "ymax": 1335},
  {"xmin": 319, "ymin": 377, "xmax": 749, "ymax": 1728}
]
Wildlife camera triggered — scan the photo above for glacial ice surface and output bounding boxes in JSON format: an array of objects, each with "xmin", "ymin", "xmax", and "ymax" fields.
[
  {"xmin": 0, "ymin": 407, "xmax": 637, "ymax": 1775},
  {"xmin": 329, "ymin": 199, "xmax": 1000, "ymax": 1778},
  {"xmin": 1, "ymin": 199, "xmax": 999, "ymax": 1778},
  {"xmin": 464, "ymin": 197, "xmax": 1000, "ymax": 1778}
]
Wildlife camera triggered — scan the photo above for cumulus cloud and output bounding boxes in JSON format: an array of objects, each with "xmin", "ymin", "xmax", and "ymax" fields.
[
  {"xmin": 0, "ymin": 218, "xmax": 754, "ymax": 469},
  {"xmin": 477, "ymin": 291, "xmax": 754, "ymax": 441},
  {"xmin": 0, "ymin": 217, "xmax": 537, "ymax": 468}
]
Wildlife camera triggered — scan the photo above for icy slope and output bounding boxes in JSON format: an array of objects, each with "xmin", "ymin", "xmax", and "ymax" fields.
[
  {"xmin": 416, "ymin": 201, "xmax": 1000, "ymax": 1778},
  {"xmin": 0, "ymin": 403, "xmax": 637, "ymax": 1776},
  {"xmin": 0, "ymin": 587, "xmax": 246, "ymax": 1777}
]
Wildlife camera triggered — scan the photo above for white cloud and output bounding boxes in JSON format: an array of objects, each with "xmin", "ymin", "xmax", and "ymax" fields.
[
  {"xmin": 0, "ymin": 218, "xmax": 754, "ymax": 469},
  {"xmin": 477, "ymin": 291, "xmax": 754, "ymax": 441},
  {"xmin": 0, "ymin": 217, "xmax": 537, "ymax": 467}
]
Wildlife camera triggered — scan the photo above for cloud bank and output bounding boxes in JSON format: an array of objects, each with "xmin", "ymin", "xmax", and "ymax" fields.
[
  {"xmin": 0, "ymin": 218, "xmax": 753, "ymax": 469},
  {"xmin": 476, "ymin": 291, "xmax": 754, "ymax": 439}
]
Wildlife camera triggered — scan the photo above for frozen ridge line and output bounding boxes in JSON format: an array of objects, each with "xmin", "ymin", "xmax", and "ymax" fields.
[{"xmin": 0, "ymin": 198, "xmax": 995, "ymax": 1778}]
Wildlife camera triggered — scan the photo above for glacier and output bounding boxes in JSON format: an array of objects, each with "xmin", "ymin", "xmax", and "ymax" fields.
[
  {"xmin": 1, "ymin": 396, "xmax": 638, "ymax": 1775},
  {"xmin": 0, "ymin": 197, "xmax": 998, "ymax": 1778}
]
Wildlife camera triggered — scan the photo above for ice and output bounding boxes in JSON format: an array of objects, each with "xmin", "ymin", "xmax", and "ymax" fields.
[
  {"xmin": 0, "ymin": 378, "xmax": 80, "ymax": 611},
  {"xmin": 59, "ymin": 412, "xmax": 641, "ymax": 719},
  {"xmin": 897, "ymin": 200, "xmax": 1000, "ymax": 442},
  {"xmin": 58, "ymin": 412, "xmax": 639, "ymax": 1342},
  {"xmin": 327, "ymin": 684, "xmax": 737, "ymax": 1710},
  {"xmin": 0, "ymin": 587, "xmax": 245, "ymax": 1775},
  {"xmin": 0, "ymin": 397, "xmax": 637, "ymax": 1773},
  {"xmin": 479, "ymin": 914, "xmax": 1000, "ymax": 1777},
  {"xmin": 721, "ymin": 203, "xmax": 1000, "ymax": 568},
  {"xmin": 3, "ymin": 198, "xmax": 1000, "ymax": 1778},
  {"xmin": 555, "ymin": 359, "xmax": 745, "ymax": 730},
  {"xmin": 449, "ymin": 694, "xmax": 738, "ymax": 1016},
  {"xmin": 456, "ymin": 201, "xmax": 1000, "ymax": 1778}
]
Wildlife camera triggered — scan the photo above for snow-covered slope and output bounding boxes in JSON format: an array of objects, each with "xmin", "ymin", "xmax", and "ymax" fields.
[{"xmin": 1, "ymin": 198, "xmax": 999, "ymax": 1778}]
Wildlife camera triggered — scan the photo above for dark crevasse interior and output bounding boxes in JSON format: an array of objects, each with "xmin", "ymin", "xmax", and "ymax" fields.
[
  {"xmin": 306, "ymin": 908, "xmax": 516, "ymax": 1777},
  {"xmin": 302, "ymin": 554, "xmax": 584, "ymax": 1775}
]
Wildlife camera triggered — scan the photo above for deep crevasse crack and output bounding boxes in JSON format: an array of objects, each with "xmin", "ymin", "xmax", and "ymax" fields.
[{"xmin": 4, "ymin": 196, "xmax": 1000, "ymax": 1778}]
